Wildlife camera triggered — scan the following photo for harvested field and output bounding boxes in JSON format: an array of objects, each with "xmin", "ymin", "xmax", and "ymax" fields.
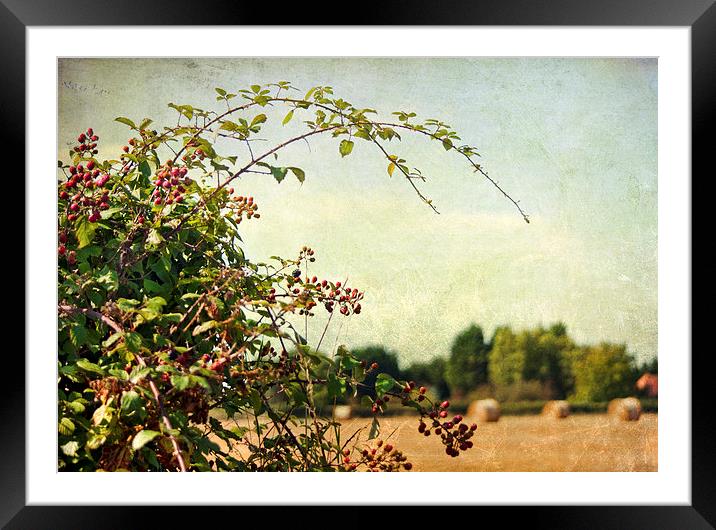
[
  {"xmin": 217, "ymin": 413, "xmax": 657, "ymax": 472},
  {"xmin": 341, "ymin": 413, "xmax": 657, "ymax": 472}
]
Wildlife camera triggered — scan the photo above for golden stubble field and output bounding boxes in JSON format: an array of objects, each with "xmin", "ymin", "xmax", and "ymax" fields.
[
  {"xmin": 339, "ymin": 413, "xmax": 658, "ymax": 472},
  {"xmin": 219, "ymin": 413, "xmax": 657, "ymax": 472}
]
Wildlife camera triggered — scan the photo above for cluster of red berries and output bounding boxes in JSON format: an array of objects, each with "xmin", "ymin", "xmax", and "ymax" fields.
[
  {"xmin": 418, "ymin": 400, "xmax": 476, "ymax": 457},
  {"xmin": 73, "ymin": 128, "xmax": 99, "ymax": 155},
  {"xmin": 57, "ymin": 231, "xmax": 77, "ymax": 266},
  {"xmin": 151, "ymin": 163, "xmax": 191, "ymax": 206},
  {"xmin": 228, "ymin": 194, "xmax": 260, "ymax": 223},
  {"xmin": 180, "ymin": 141, "xmax": 207, "ymax": 164},
  {"xmin": 60, "ymin": 158, "xmax": 112, "ymax": 224},
  {"xmin": 346, "ymin": 439, "xmax": 412, "ymax": 471}
]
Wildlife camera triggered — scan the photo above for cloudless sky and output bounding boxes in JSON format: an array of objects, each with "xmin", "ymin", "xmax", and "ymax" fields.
[{"xmin": 58, "ymin": 58, "xmax": 657, "ymax": 366}]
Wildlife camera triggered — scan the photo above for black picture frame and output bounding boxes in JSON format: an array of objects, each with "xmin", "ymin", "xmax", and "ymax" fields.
[{"xmin": 4, "ymin": 1, "xmax": 707, "ymax": 527}]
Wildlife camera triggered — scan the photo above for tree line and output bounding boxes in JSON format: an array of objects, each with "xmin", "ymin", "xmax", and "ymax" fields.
[{"xmin": 349, "ymin": 323, "xmax": 657, "ymax": 403}]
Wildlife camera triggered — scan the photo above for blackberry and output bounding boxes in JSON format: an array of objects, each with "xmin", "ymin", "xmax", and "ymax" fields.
[{"xmin": 292, "ymin": 269, "xmax": 301, "ymax": 278}]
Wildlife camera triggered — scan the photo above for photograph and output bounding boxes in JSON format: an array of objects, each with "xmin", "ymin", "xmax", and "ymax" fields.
[{"xmin": 56, "ymin": 56, "xmax": 659, "ymax": 473}]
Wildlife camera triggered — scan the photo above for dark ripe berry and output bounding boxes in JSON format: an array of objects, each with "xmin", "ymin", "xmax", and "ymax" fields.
[
  {"xmin": 403, "ymin": 463, "xmax": 413, "ymax": 471},
  {"xmin": 292, "ymin": 269, "xmax": 301, "ymax": 278},
  {"xmin": 376, "ymin": 440, "xmax": 383, "ymax": 447},
  {"xmin": 69, "ymin": 165, "xmax": 77, "ymax": 174},
  {"xmin": 440, "ymin": 400, "xmax": 450, "ymax": 409},
  {"xmin": 59, "ymin": 191, "xmax": 69, "ymax": 200},
  {"xmin": 470, "ymin": 423, "xmax": 477, "ymax": 431},
  {"xmin": 58, "ymin": 245, "xmax": 66, "ymax": 255},
  {"xmin": 354, "ymin": 304, "xmax": 361, "ymax": 314},
  {"xmin": 383, "ymin": 396, "xmax": 390, "ymax": 403},
  {"xmin": 87, "ymin": 160, "xmax": 95, "ymax": 170},
  {"xmin": 87, "ymin": 128, "xmax": 93, "ymax": 136},
  {"xmin": 77, "ymin": 133, "xmax": 86, "ymax": 143},
  {"xmin": 154, "ymin": 198, "xmax": 162, "ymax": 206},
  {"xmin": 444, "ymin": 422, "xmax": 453, "ymax": 430},
  {"xmin": 418, "ymin": 422, "xmax": 426, "ymax": 433},
  {"xmin": 423, "ymin": 430, "xmax": 430, "ymax": 437},
  {"xmin": 137, "ymin": 215, "xmax": 145, "ymax": 224},
  {"xmin": 453, "ymin": 415, "xmax": 463, "ymax": 424},
  {"xmin": 321, "ymin": 280, "xmax": 327, "ymax": 287},
  {"xmin": 435, "ymin": 428, "xmax": 442, "ymax": 435},
  {"xmin": 59, "ymin": 232, "xmax": 67, "ymax": 243},
  {"xmin": 466, "ymin": 441, "xmax": 473, "ymax": 448},
  {"xmin": 69, "ymin": 203, "xmax": 79, "ymax": 212},
  {"xmin": 384, "ymin": 444, "xmax": 393, "ymax": 453},
  {"xmin": 67, "ymin": 251, "xmax": 76, "ymax": 265},
  {"xmin": 417, "ymin": 395, "xmax": 425, "ymax": 402},
  {"xmin": 67, "ymin": 213, "xmax": 77, "ymax": 222},
  {"xmin": 91, "ymin": 135, "xmax": 98, "ymax": 142}
]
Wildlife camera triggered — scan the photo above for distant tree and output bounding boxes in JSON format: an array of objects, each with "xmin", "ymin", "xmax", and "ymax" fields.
[
  {"xmin": 351, "ymin": 346, "xmax": 402, "ymax": 398},
  {"xmin": 445, "ymin": 324, "xmax": 490, "ymax": 397},
  {"xmin": 405, "ymin": 357, "xmax": 450, "ymax": 399},
  {"xmin": 488, "ymin": 325, "xmax": 523, "ymax": 387},
  {"xmin": 489, "ymin": 323, "xmax": 574, "ymax": 399},
  {"xmin": 568, "ymin": 343, "xmax": 637, "ymax": 402}
]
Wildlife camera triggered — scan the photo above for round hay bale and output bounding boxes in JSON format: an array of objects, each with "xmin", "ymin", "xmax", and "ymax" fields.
[
  {"xmin": 542, "ymin": 400, "xmax": 571, "ymax": 418},
  {"xmin": 467, "ymin": 398, "xmax": 501, "ymax": 422},
  {"xmin": 333, "ymin": 405, "xmax": 353, "ymax": 420},
  {"xmin": 608, "ymin": 397, "xmax": 642, "ymax": 421}
]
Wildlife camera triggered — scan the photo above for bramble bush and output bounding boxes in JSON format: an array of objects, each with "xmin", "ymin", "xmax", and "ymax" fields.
[{"xmin": 57, "ymin": 82, "xmax": 526, "ymax": 471}]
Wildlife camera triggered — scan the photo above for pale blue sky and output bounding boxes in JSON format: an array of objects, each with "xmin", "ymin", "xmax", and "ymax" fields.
[{"xmin": 58, "ymin": 58, "xmax": 657, "ymax": 366}]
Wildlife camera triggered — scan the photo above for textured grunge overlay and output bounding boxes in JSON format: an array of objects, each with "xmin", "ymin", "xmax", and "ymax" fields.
[{"xmin": 58, "ymin": 58, "xmax": 657, "ymax": 472}]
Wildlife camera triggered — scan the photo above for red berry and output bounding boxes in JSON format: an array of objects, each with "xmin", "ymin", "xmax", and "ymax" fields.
[
  {"xmin": 439, "ymin": 410, "xmax": 448, "ymax": 418},
  {"xmin": 59, "ymin": 233, "xmax": 67, "ymax": 243},
  {"xmin": 58, "ymin": 245, "xmax": 66, "ymax": 255},
  {"xmin": 370, "ymin": 362, "xmax": 379, "ymax": 370},
  {"xmin": 137, "ymin": 215, "xmax": 145, "ymax": 224},
  {"xmin": 440, "ymin": 400, "xmax": 450, "ymax": 409},
  {"xmin": 122, "ymin": 145, "xmax": 129, "ymax": 153},
  {"xmin": 87, "ymin": 160, "xmax": 95, "ymax": 170}
]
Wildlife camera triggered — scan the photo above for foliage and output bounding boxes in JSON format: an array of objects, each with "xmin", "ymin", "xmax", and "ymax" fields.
[
  {"xmin": 444, "ymin": 324, "xmax": 490, "ymax": 397},
  {"xmin": 488, "ymin": 323, "xmax": 575, "ymax": 399},
  {"xmin": 350, "ymin": 346, "xmax": 403, "ymax": 399},
  {"xmin": 567, "ymin": 343, "xmax": 637, "ymax": 402},
  {"xmin": 57, "ymin": 82, "xmax": 516, "ymax": 471}
]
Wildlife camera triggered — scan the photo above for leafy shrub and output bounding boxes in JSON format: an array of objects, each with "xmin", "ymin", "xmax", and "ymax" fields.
[{"xmin": 57, "ymin": 82, "xmax": 524, "ymax": 471}]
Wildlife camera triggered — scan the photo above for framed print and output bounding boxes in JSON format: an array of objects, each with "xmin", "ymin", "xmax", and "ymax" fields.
[{"xmin": 5, "ymin": 0, "xmax": 709, "ymax": 527}]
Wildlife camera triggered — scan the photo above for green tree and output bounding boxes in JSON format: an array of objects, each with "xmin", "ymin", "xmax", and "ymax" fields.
[
  {"xmin": 445, "ymin": 324, "xmax": 490, "ymax": 397},
  {"xmin": 488, "ymin": 323, "xmax": 574, "ymax": 399},
  {"xmin": 568, "ymin": 343, "xmax": 637, "ymax": 402}
]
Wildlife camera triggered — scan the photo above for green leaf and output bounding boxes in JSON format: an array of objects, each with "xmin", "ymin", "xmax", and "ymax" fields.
[
  {"xmin": 76, "ymin": 358, "xmax": 104, "ymax": 375},
  {"xmin": 327, "ymin": 373, "xmax": 347, "ymax": 400},
  {"xmin": 288, "ymin": 167, "xmax": 305, "ymax": 184},
  {"xmin": 339, "ymin": 139, "xmax": 354, "ymax": 158},
  {"xmin": 69, "ymin": 324, "xmax": 88, "ymax": 348},
  {"xmin": 139, "ymin": 118, "xmax": 153, "ymax": 130},
  {"xmin": 375, "ymin": 373, "xmax": 398, "ymax": 398},
  {"xmin": 102, "ymin": 332, "xmax": 123, "ymax": 349},
  {"xmin": 251, "ymin": 114, "xmax": 267, "ymax": 126},
  {"xmin": 193, "ymin": 320, "xmax": 218, "ymax": 336},
  {"xmin": 143, "ymin": 278, "xmax": 163, "ymax": 294},
  {"xmin": 139, "ymin": 160, "xmax": 151, "ymax": 178},
  {"xmin": 256, "ymin": 162, "xmax": 289, "ymax": 184},
  {"xmin": 60, "ymin": 440, "xmax": 80, "ymax": 457},
  {"xmin": 124, "ymin": 332, "xmax": 143, "ymax": 353},
  {"xmin": 368, "ymin": 417, "xmax": 380, "ymax": 440},
  {"xmin": 442, "ymin": 139, "xmax": 453, "ymax": 151},
  {"xmin": 171, "ymin": 375, "xmax": 191, "ymax": 391},
  {"xmin": 74, "ymin": 216, "xmax": 96, "ymax": 249},
  {"xmin": 282, "ymin": 110, "xmax": 294, "ymax": 125},
  {"xmin": 59, "ymin": 417, "xmax": 75, "ymax": 436},
  {"xmin": 132, "ymin": 429, "xmax": 161, "ymax": 450},
  {"xmin": 115, "ymin": 116, "xmax": 137, "ymax": 129}
]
